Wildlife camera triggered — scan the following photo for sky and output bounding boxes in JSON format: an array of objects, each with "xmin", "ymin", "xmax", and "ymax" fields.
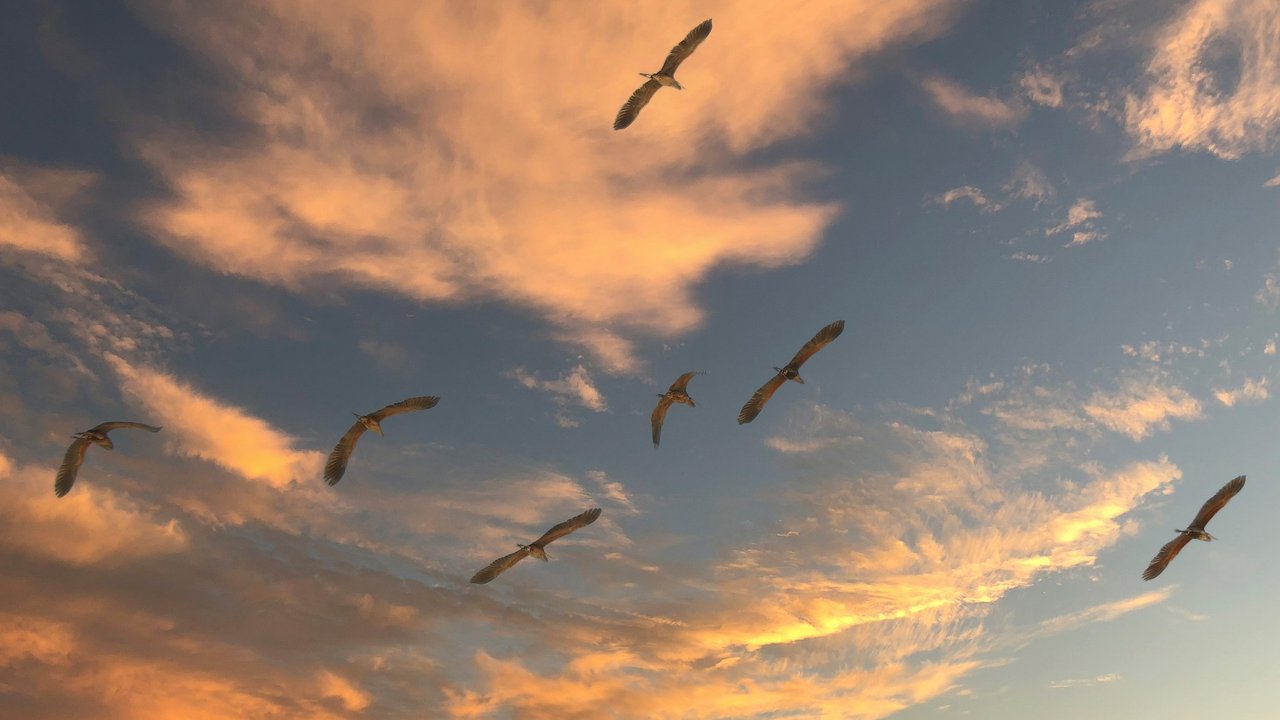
[{"xmin": 1, "ymin": 0, "xmax": 1279, "ymax": 717}]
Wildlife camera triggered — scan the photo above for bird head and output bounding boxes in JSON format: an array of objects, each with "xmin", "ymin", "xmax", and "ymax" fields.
[
  {"xmin": 671, "ymin": 80, "xmax": 685, "ymax": 90},
  {"xmin": 77, "ymin": 431, "xmax": 114, "ymax": 450},
  {"xmin": 529, "ymin": 546, "xmax": 549, "ymax": 562},
  {"xmin": 355, "ymin": 414, "xmax": 384, "ymax": 436}
]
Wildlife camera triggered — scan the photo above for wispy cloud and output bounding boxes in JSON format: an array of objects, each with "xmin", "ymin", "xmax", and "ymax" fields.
[
  {"xmin": 1264, "ymin": 172, "xmax": 1280, "ymax": 187},
  {"xmin": 105, "ymin": 354, "xmax": 324, "ymax": 487},
  {"xmin": 1020, "ymin": 65, "xmax": 1065, "ymax": 108},
  {"xmin": 510, "ymin": 364, "xmax": 607, "ymax": 412},
  {"xmin": 0, "ymin": 453, "xmax": 188, "ymax": 566},
  {"xmin": 1214, "ymin": 376, "xmax": 1270, "ymax": 406},
  {"xmin": 1124, "ymin": 0, "xmax": 1280, "ymax": 159},
  {"xmin": 1049, "ymin": 673, "xmax": 1121, "ymax": 689},
  {"xmin": 0, "ymin": 161, "xmax": 94, "ymax": 262},
  {"xmin": 933, "ymin": 185, "xmax": 1002, "ymax": 212},
  {"xmin": 921, "ymin": 75, "xmax": 1028, "ymax": 127},
  {"xmin": 128, "ymin": 0, "xmax": 967, "ymax": 370}
]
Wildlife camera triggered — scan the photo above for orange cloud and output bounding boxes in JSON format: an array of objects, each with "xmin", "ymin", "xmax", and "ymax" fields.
[
  {"xmin": 921, "ymin": 75, "xmax": 1027, "ymax": 127},
  {"xmin": 1125, "ymin": 0, "xmax": 1280, "ymax": 159},
  {"xmin": 104, "ymin": 354, "xmax": 324, "ymax": 487},
  {"xmin": 0, "ymin": 162, "xmax": 95, "ymax": 262},
  {"xmin": 130, "ymin": 0, "xmax": 962, "ymax": 369},
  {"xmin": 0, "ymin": 454, "xmax": 188, "ymax": 566}
]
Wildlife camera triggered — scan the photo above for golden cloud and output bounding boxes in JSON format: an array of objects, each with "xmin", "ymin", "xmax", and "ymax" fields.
[{"xmin": 130, "ymin": 0, "xmax": 963, "ymax": 370}]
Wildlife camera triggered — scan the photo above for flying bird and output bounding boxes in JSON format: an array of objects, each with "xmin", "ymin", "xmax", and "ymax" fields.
[
  {"xmin": 324, "ymin": 396, "xmax": 439, "ymax": 486},
  {"xmin": 470, "ymin": 507, "xmax": 603, "ymax": 584},
  {"xmin": 738, "ymin": 320, "xmax": 845, "ymax": 424},
  {"xmin": 651, "ymin": 371, "xmax": 701, "ymax": 448},
  {"xmin": 1142, "ymin": 474, "xmax": 1245, "ymax": 581},
  {"xmin": 613, "ymin": 18, "xmax": 713, "ymax": 130},
  {"xmin": 55, "ymin": 421, "xmax": 162, "ymax": 497}
]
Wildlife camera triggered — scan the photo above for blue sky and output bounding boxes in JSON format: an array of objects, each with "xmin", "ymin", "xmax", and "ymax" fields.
[{"xmin": 2, "ymin": 0, "xmax": 1279, "ymax": 717}]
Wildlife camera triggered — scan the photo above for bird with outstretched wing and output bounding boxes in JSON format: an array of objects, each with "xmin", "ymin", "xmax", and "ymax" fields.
[
  {"xmin": 614, "ymin": 19, "xmax": 713, "ymax": 130},
  {"xmin": 471, "ymin": 507, "xmax": 603, "ymax": 584},
  {"xmin": 55, "ymin": 421, "xmax": 162, "ymax": 497},
  {"xmin": 324, "ymin": 396, "xmax": 439, "ymax": 486},
  {"xmin": 1143, "ymin": 475, "xmax": 1245, "ymax": 580},
  {"xmin": 738, "ymin": 320, "xmax": 845, "ymax": 424},
  {"xmin": 651, "ymin": 371, "xmax": 701, "ymax": 448}
]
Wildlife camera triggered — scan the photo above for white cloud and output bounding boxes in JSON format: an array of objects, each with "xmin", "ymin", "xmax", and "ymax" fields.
[
  {"xmin": 1010, "ymin": 251, "xmax": 1050, "ymax": 263},
  {"xmin": 1124, "ymin": 0, "xmax": 1280, "ymax": 159},
  {"xmin": 1265, "ymin": 172, "xmax": 1280, "ymax": 187},
  {"xmin": 933, "ymin": 185, "xmax": 1001, "ymax": 212},
  {"xmin": 1214, "ymin": 376, "xmax": 1270, "ymax": 406},
  {"xmin": 1003, "ymin": 160, "xmax": 1056, "ymax": 206},
  {"xmin": 511, "ymin": 364, "xmax": 607, "ymax": 412},
  {"xmin": 921, "ymin": 75, "xmax": 1028, "ymax": 127},
  {"xmin": 1047, "ymin": 198, "xmax": 1103, "ymax": 235},
  {"xmin": 1020, "ymin": 66, "xmax": 1065, "ymax": 108},
  {"xmin": 105, "ymin": 354, "xmax": 325, "ymax": 487}
]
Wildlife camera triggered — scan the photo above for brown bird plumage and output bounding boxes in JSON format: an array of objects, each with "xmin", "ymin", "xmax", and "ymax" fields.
[
  {"xmin": 55, "ymin": 421, "xmax": 162, "ymax": 497},
  {"xmin": 1142, "ymin": 475, "xmax": 1245, "ymax": 580},
  {"xmin": 651, "ymin": 371, "xmax": 701, "ymax": 448},
  {"xmin": 324, "ymin": 396, "xmax": 439, "ymax": 486},
  {"xmin": 613, "ymin": 19, "xmax": 712, "ymax": 130},
  {"xmin": 738, "ymin": 320, "xmax": 845, "ymax": 424},
  {"xmin": 470, "ymin": 507, "xmax": 603, "ymax": 584}
]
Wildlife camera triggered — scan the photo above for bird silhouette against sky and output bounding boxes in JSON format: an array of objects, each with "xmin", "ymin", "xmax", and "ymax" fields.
[
  {"xmin": 55, "ymin": 421, "xmax": 162, "ymax": 497},
  {"xmin": 324, "ymin": 396, "xmax": 439, "ymax": 486},
  {"xmin": 613, "ymin": 18, "xmax": 712, "ymax": 130},
  {"xmin": 651, "ymin": 371, "xmax": 701, "ymax": 448},
  {"xmin": 1142, "ymin": 475, "xmax": 1246, "ymax": 580},
  {"xmin": 738, "ymin": 320, "xmax": 845, "ymax": 424},
  {"xmin": 470, "ymin": 507, "xmax": 603, "ymax": 584}
]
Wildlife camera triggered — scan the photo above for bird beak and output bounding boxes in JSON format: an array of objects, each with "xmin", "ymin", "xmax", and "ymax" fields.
[
  {"xmin": 373, "ymin": 427, "xmax": 384, "ymax": 437},
  {"xmin": 796, "ymin": 377, "xmax": 806, "ymax": 385},
  {"xmin": 688, "ymin": 398, "xmax": 696, "ymax": 407}
]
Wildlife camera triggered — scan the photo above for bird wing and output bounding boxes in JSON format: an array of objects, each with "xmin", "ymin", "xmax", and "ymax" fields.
[
  {"xmin": 55, "ymin": 436, "xmax": 93, "ymax": 498},
  {"xmin": 668, "ymin": 371, "xmax": 700, "ymax": 393},
  {"xmin": 651, "ymin": 396, "xmax": 674, "ymax": 448},
  {"xmin": 1188, "ymin": 475, "xmax": 1245, "ymax": 530},
  {"xmin": 1142, "ymin": 533, "xmax": 1192, "ymax": 581},
  {"xmin": 786, "ymin": 319, "xmax": 845, "ymax": 370},
  {"xmin": 738, "ymin": 373, "xmax": 787, "ymax": 425},
  {"xmin": 658, "ymin": 18, "xmax": 713, "ymax": 76},
  {"xmin": 470, "ymin": 546, "xmax": 532, "ymax": 584},
  {"xmin": 614, "ymin": 78, "xmax": 662, "ymax": 130},
  {"xmin": 369, "ymin": 396, "xmax": 440, "ymax": 421},
  {"xmin": 90, "ymin": 421, "xmax": 162, "ymax": 434},
  {"xmin": 533, "ymin": 507, "xmax": 603, "ymax": 547},
  {"xmin": 324, "ymin": 421, "xmax": 368, "ymax": 486}
]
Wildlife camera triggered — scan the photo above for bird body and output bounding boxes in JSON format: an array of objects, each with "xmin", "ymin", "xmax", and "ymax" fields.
[
  {"xmin": 1142, "ymin": 475, "xmax": 1245, "ymax": 580},
  {"xmin": 651, "ymin": 371, "xmax": 701, "ymax": 447},
  {"xmin": 738, "ymin": 320, "xmax": 845, "ymax": 424},
  {"xmin": 613, "ymin": 19, "xmax": 712, "ymax": 130},
  {"xmin": 470, "ymin": 507, "xmax": 602, "ymax": 584},
  {"xmin": 55, "ymin": 421, "xmax": 162, "ymax": 497},
  {"xmin": 324, "ymin": 396, "xmax": 439, "ymax": 486}
]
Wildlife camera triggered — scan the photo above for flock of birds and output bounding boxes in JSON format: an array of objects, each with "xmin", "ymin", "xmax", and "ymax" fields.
[{"xmin": 50, "ymin": 19, "xmax": 1247, "ymax": 587}]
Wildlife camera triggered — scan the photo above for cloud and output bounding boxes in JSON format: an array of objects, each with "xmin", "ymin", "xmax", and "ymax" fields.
[
  {"xmin": 0, "ymin": 161, "xmax": 94, "ymax": 262},
  {"xmin": 0, "ymin": 455, "xmax": 188, "ymax": 566},
  {"xmin": 129, "ymin": 0, "xmax": 966, "ymax": 370},
  {"xmin": 1124, "ymin": 0, "xmax": 1280, "ymax": 159},
  {"xmin": 1265, "ymin": 172, "xmax": 1280, "ymax": 187},
  {"xmin": 932, "ymin": 185, "xmax": 1001, "ymax": 212},
  {"xmin": 1049, "ymin": 673, "xmax": 1121, "ymax": 689},
  {"xmin": 1002, "ymin": 160, "xmax": 1056, "ymax": 206},
  {"xmin": 1010, "ymin": 251, "xmax": 1050, "ymax": 264},
  {"xmin": 510, "ymin": 364, "xmax": 607, "ymax": 412},
  {"xmin": 1020, "ymin": 66, "xmax": 1065, "ymax": 108},
  {"xmin": 104, "ymin": 354, "xmax": 324, "ymax": 487},
  {"xmin": 921, "ymin": 75, "xmax": 1028, "ymax": 127},
  {"xmin": 317, "ymin": 670, "xmax": 371, "ymax": 711},
  {"xmin": 1257, "ymin": 256, "xmax": 1280, "ymax": 309},
  {"xmin": 1047, "ymin": 198, "xmax": 1103, "ymax": 235},
  {"xmin": 1082, "ymin": 373, "xmax": 1202, "ymax": 440},
  {"xmin": 1213, "ymin": 376, "xmax": 1270, "ymax": 406}
]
